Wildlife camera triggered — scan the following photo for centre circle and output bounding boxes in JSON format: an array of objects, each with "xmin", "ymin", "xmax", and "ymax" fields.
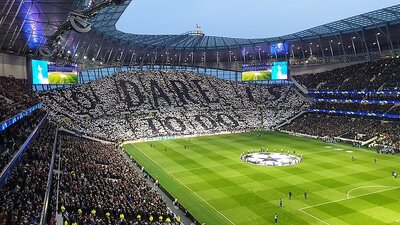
[{"xmin": 241, "ymin": 152, "xmax": 302, "ymax": 167}]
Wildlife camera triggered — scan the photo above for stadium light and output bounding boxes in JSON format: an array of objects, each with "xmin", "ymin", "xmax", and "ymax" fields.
[{"xmin": 375, "ymin": 33, "xmax": 382, "ymax": 54}]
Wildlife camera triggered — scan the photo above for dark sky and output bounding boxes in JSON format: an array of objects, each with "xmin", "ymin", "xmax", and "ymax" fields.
[{"xmin": 116, "ymin": 0, "xmax": 399, "ymax": 39}]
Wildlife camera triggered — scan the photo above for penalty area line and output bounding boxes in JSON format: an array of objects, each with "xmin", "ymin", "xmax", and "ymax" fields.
[
  {"xmin": 299, "ymin": 186, "xmax": 400, "ymax": 224},
  {"xmin": 130, "ymin": 144, "xmax": 236, "ymax": 225},
  {"xmin": 300, "ymin": 186, "xmax": 400, "ymax": 211},
  {"xmin": 298, "ymin": 208, "xmax": 331, "ymax": 225},
  {"xmin": 346, "ymin": 185, "xmax": 395, "ymax": 199}
]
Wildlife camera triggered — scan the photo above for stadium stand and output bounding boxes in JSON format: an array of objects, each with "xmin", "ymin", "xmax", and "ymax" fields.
[
  {"xmin": 0, "ymin": 1, "xmax": 400, "ymax": 224},
  {"xmin": 294, "ymin": 58, "xmax": 400, "ymax": 91},
  {"xmin": 0, "ymin": 110, "xmax": 47, "ymax": 173},
  {"xmin": 0, "ymin": 121, "xmax": 56, "ymax": 225},
  {"xmin": 41, "ymin": 70, "xmax": 306, "ymax": 141},
  {"xmin": 0, "ymin": 76, "xmax": 40, "ymax": 121},
  {"xmin": 52, "ymin": 134, "xmax": 178, "ymax": 224},
  {"xmin": 280, "ymin": 57, "xmax": 400, "ymax": 151},
  {"xmin": 282, "ymin": 113, "xmax": 400, "ymax": 150}
]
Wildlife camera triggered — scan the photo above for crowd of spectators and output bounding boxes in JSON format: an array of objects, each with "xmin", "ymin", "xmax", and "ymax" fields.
[
  {"xmin": 291, "ymin": 58, "xmax": 400, "ymax": 151},
  {"xmin": 0, "ymin": 110, "xmax": 46, "ymax": 173},
  {"xmin": 282, "ymin": 113, "xmax": 400, "ymax": 150},
  {"xmin": 41, "ymin": 70, "xmax": 306, "ymax": 141},
  {"xmin": 0, "ymin": 76, "xmax": 40, "ymax": 121},
  {"xmin": 294, "ymin": 58, "xmax": 400, "ymax": 91},
  {"xmin": 0, "ymin": 120, "xmax": 56, "ymax": 225},
  {"xmin": 53, "ymin": 134, "xmax": 178, "ymax": 224}
]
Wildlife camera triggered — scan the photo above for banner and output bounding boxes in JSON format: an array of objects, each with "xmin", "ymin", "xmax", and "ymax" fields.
[
  {"xmin": 309, "ymin": 90, "xmax": 400, "ymax": 95},
  {"xmin": 306, "ymin": 108, "xmax": 400, "ymax": 119},
  {"xmin": 313, "ymin": 98, "xmax": 400, "ymax": 105}
]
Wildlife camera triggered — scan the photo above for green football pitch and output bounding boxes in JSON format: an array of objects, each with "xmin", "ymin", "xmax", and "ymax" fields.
[{"xmin": 123, "ymin": 131, "xmax": 400, "ymax": 225}]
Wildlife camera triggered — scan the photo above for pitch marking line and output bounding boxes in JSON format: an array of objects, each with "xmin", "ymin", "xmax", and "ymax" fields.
[
  {"xmin": 301, "ymin": 186, "xmax": 400, "ymax": 211},
  {"xmin": 346, "ymin": 185, "xmax": 394, "ymax": 199},
  {"xmin": 130, "ymin": 144, "xmax": 236, "ymax": 225},
  {"xmin": 299, "ymin": 186, "xmax": 400, "ymax": 224},
  {"xmin": 299, "ymin": 208, "xmax": 331, "ymax": 225}
]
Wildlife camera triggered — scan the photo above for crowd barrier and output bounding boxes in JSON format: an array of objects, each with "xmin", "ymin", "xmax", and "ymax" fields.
[
  {"xmin": 309, "ymin": 90, "xmax": 400, "ymax": 95},
  {"xmin": 58, "ymin": 128, "xmax": 114, "ymax": 144},
  {"xmin": 39, "ymin": 127, "xmax": 59, "ymax": 225},
  {"xmin": 0, "ymin": 102, "xmax": 43, "ymax": 132}
]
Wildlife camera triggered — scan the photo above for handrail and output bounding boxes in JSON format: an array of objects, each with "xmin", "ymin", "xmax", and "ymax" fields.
[
  {"xmin": 0, "ymin": 102, "xmax": 44, "ymax": 132},
  {"xmin": 275, "ymin": 111, "xmax": 306, "ymax": 130},
  {"xmin": 58, "ymin": 127, "xmax": 114, "ymax": 144},
  {"xmin": 55, "ymin": 137, "xmax": 63, "ymax": 225},
  {"xmin": 39, "ymin": 127, "xmax": 59, "ymax": 225},
  {"xmin": 0, "ymin": 112, "xmax": 48, "ymax": 188},
  {"xmin": 290, "ymin": 76, "xmax": 308, "ymax": 94}
]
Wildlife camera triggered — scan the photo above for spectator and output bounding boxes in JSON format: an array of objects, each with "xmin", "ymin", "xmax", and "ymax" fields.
[{"xmin": 41, "ymin": 70, "xmax": 306, "ymax": 141}]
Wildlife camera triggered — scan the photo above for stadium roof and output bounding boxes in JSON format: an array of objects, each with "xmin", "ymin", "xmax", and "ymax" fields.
[
  {"xmin": 1, "ymin": 0, "xmax": 400, "ymax": 66},
  {"xmin": 90, "ymin": 1, "xmax": 400, "ymax": 49}
]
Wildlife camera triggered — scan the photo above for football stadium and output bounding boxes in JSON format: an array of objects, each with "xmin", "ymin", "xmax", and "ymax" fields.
[{"xmin": 1, "ymin": 1, "xmax": 400, "ymax": 224}]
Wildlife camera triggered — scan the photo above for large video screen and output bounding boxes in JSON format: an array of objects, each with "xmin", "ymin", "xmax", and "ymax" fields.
[
  {"xmin": 32, "ymin": 59, "xmax": 78, "ymax": 85},
  {"xmin": 242, "ymin": 70, "xmax": 272, "ymax": 81},
  {"xmin": 242, "ymin": 62, "xmax": 288, "ymax": 81},
  {"xmin": 271, "ymin": 61, "xmax": 288, "ymax": 80},
  {"xmin": 270, "ymin": 43, "xmax": 289, "ymax": 56}
]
